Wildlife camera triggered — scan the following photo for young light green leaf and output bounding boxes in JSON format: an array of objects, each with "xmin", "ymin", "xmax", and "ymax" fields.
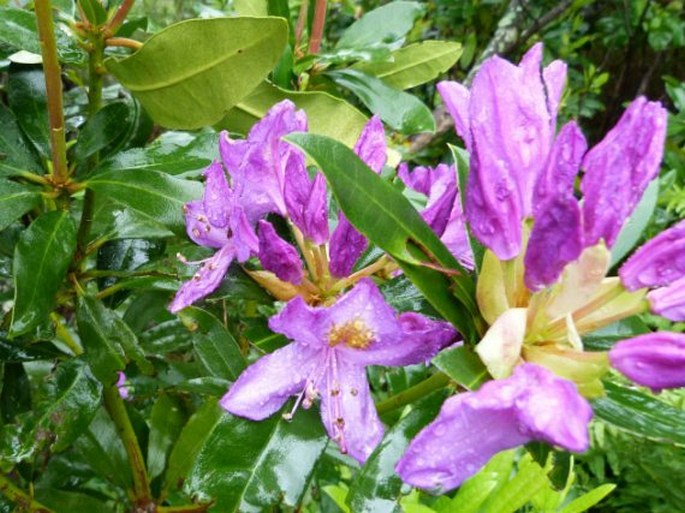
[
  {"xmin": 351, "ymin": 41, "xmax": 463, "ymax": 90},
  {"xmin": 106, "ymin": 17, "xmax": 288, "ymax": 129},
  {"xmin": 10, "ymin": 211, "xmax": 77, "ymax": 336},
  {"xmin": 0, "ymin": 180, "xmax": 41, "ymax": 231},
  {"xmin": 336, "ymin": 1, "xmax": 424, "ymax": 50},
  {"xmin": 218, "ymin": 81, "xmax": 368, "ymax": 149},
  {"xmin": 285, "ymin": 133, "xmax": 481, "ymax": 342},
  {"xmin": 558, "ymin": 483, "xmax": 616, "ymax": 513},
  {"xmin": 481, "ymin": 454, "xmax": 548, "ymax": 513},
  {"xmin": 327, "ymin": 69, "xmax": 435, "ymax": 134},
  {"xmin": 610, "ymin": 178, "xmax": 659, "ymax": 266},
  {"xmin": 86, "ymin": 169, "xmax": 203, "ymax": 234},
  {"xmin": 592, "ymin": 380, "xmax": 685, "ymax": 444}
]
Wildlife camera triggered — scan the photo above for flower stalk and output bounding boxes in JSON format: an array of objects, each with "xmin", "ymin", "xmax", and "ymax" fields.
[
  {"xmin": 308, "ymin": 0, "xmax": 327, "ymax": 54},
  {"xmin": 376, "ymin": 371, "xmax": 451, "ymax": 415},
  {"xmin": 34, "ymin": 0, "xmax": 69, "ymax": 186},
  {"xmin": 0, "ymin": 473, "xmax": 55, "ymax": 513}
]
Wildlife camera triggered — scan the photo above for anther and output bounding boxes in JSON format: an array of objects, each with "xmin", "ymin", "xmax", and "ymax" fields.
[
  {"xmin": 350, "ymin": 388, "xmax": 358, "ymax": 396},
  {"xmin": 282, "ymin": 413, "xmax": 293, "ymax": 421},
  {"xmin": 192, "ymin": 228, "xmax": 201, "ymax": 238}
]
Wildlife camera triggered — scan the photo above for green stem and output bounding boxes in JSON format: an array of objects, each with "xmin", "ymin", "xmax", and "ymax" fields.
[
  {"xmin": 50, "ymin": 312, "xmax": 83, "ymax": 355},
  {"xmin": 376, "ymin": 372, "xmax": 451, "ymax": 415},
  {"xmin": 157, "ymin": 504, "xmax": 212, "ymax": 513},
  {"xmin": 308, "ymin": 0, "xmax": 327, "ymax": 54},
  {"xmin": 34, "ymin": 0, "xmax": 69, "ymax": 185},
  {"xmin": 103, "ymin": 386, "xmax": 152, "ymax": 505},
  {"xmin": 0, "ymin": 473, "xmax": 55, "ymax": 513}
]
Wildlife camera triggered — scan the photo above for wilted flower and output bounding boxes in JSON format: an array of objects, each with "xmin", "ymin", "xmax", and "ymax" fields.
[
  {"xmin": 221, "ymin": 279, "xmax": 457, "ymax": 462},
  {"xmin": 396, "ymin": 363, "xmax": 592, "ymax": 491}
]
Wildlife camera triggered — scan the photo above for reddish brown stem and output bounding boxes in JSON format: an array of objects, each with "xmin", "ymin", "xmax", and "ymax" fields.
[
  {"xmin": 107, "ymin": 0, "xmax": 136, "ymax": 34},
  {"xmin": 294, "ymin": 0, "xmax": 310, "ymax": 56},
  {"xmin": 308, "ymin": 0, "xmax": 327, "ymax": 54}
]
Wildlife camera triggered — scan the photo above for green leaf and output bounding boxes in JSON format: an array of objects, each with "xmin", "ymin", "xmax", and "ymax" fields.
[
  {"xmin": 86, "ymin": 169, "xmax": 203, "ymax": 234},
  {"xmin": 178, "ymin": 307, "xmax": 246, "ymax": 381},
  {"xmin": 336, "ymin": 1, "xmax": 423, "ymax": 50},
  {"xmin": 558, "ymin": 484, "xmax": 616, "ymax": 513},
  {"xmin": 592, "ymin": 380, "xmax": 685, "ymax": 444},
  {"xmin": 218, "ymin": 80, "xmax": 368, "ymax": 149},
  {"xmin": 0, "ymin": 8, "xmax": 40, "ymax": 55},
  {"xmin": 0, "ymin": 103, "xmax": 42, "ymax": 176},
  {"xmin": 327, "ymin": 69, "xmax": 435, "ymax": 134},
  {"xmin": 347, "ymin": 398, "xmax": 442, "ymax": 513},
  {"xmin": 234, "ymin": 0, "xmax": 268, "ymax": 16},
  {"xmin": 96, "ymin": 131, "xmax": 217, "ymax": 176},
  {"xmin": 76, "ymin": 296, "xmax": 128, "ymax": 384},
  {"xmin": 0, "ymin": 180, "xmax": 41, "ymax": 231},
  {"xmin": 77, "ymin": 0, "xmax": 108, "ymax": 26},
  {"xmin": 7, "ymin": 64, "xmax": 50, "ymax": 158},
  {"xmin": 610, "ymin": 178, "xmax": 659, "ymax": 266},
  {"xmin": 90, "ymin": 198, "xmax": 175, "ymax": 242},
  {"xmin": 582, "ymin": 316, "xmax": 649, "ymax": 351},
  {"xmin": 379, "ymin": 275, "xmax": 436, "ymax": 315},
  {"xmin": 0, "ymin": 362, "xmax": 31, "ymax": 423},
  {"xmin": 10, "ymin": 211, "xmax": 77, "ymax": 336},
  {"xmin": 481, "ymin": 453, "xmax": 549, "ymax": 513},
  {"xmin": 34, "ymin": 488, "xmax": 112, "ymax": 513},
  {"xmin": 182, "ymin": 405, "xmax": 328, "ymax": 512},
  {"xmin": 351, "ymin": 41, "xmax": 462, "ymax": 90},
  {"xmin": 284, "ymin": 133, "xmax": 480, "ymax": 342},
  {"xmin": 432, "ymin": 345, "xmax": 489, "ymax": 390},
  {"xmin": 106, "ymin": 17, "xmax": 289, "ymax": 129},
  {"xmin": 72, "ymin": 102, "xmax": 135, "ymax": 164},
  {"xmin": 147, "ymin": 393, "xmax": 185, "ymax": 480},
  {"xmin": 35, "ymin": 359, "xmax": 102, "ymax": 452}
]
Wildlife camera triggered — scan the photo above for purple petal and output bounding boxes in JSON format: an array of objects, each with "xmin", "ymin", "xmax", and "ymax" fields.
[
  {"xmin": 609, "ymin": 332, "xmax": 685, "ymax": 392},
  {"xmin": 219, "ymin": 131, "xmax": 249, "ymax": 174},
  {"xmin": 441, "ymin": 199, "xmax": 475, "ymax": 270},
  {"xmin": 396, "ymin": 363, "xmax": 591, "ymax": 492},
  {"xmin": 268, "ymin": 295, "xmax": 329, "ymax": 348},
  {"xmin": 410, "ymin": 164, "xmax": 458, "ymax": 236},
  {"xmin": 229, "ymin": 206, "xmax": 258, "ymax": 262},
  {"xmin": 303, "ymin": 173, "xmax": 330, "ymax": 245},
  {"xmin": 220, "ymin": 342, "xmax": 322, "ymax": 419},
  {"xmin": 184, "ymin": 200, "xmax": 229, "ymax": 249},
  {"xmin": 524, "ymin": 195, "xmax": 583, "ymax": 291},
  {"xmin": 247, "ymin": 99, "xmax": 307, "ymax": 143},
  {"xmin": 329, "ymin": 214, "xmax": 368, "ymax": 278},
  {"xmin": 354, "ymin": 116, "xmax": 387, "ymax": 173},
  {"xmin": 203, "ymin": 162, "xmax": 232, "ymax": 228},
  {"xmin": 648, "ymin": 276, "xmax": 685, "ymax": 321},
  {"xmin": 542, "ymin": 59, "xmax": 567, "ymax": 116},
  {"xmin": 284, "ymin": 150, "xmax": 312, "ymax": 234},
  {"xmin": 398, "ymin": 163, "xmax": 433, "ymax": 195},
  {"xmin": 619, "ymin": 220, "xmax": 685, "ymax": 291},
  {"xmin": 437, "ymin": 80, "xmax": 471, "ymax": 148},
  {"xmin": 258, "ymin": 220, "xmax": 304, "ymax": 285},
  {"xmin": 581, "ymin": 97, "xmax": 668, "ymax": 248},
  {"xmin": 319, "ymin": 356, "xmax": 384, "ymax": 463},
  {"xmin": 533, "ymin": 121, "xmax": 587, "ymax": 211},
  {"xmin": 169, "ymin": 244, "xmax": 235, "ymax": 313},
  {"xmin": 116, "ymin": 371, "xmax": 130, "ymax": 399}
]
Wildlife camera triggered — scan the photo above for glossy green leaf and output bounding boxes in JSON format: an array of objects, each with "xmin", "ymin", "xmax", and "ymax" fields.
[
  {"xmin": 86, "ymin": 169, "xmax": 203, "ymax": 234},
  {"xmin": 347, "ymin": 397, "xmax": 442, "ymax": 513},
  {"xmin": 285, "ymin": 133, "xmax": 480, "ymax": 342},
  {"xmin": 432, "ymin": 345, "xmax": 489, "ymax": 390},
  {"xmin": 178, "ymin": 307, "xmax": 246, "ymax": 381},
  {"xmin": 35, "ymin": 359, "xmax": 102, "ymax": 452},
  {"xmin": 582, "ymin": 316, "xmax": 649, "ymax": 351},
  {"xmin": 77, "ymin": 0, "xmax": 108, "ymax": 25},
  {"xmin": 10, "ymin": 211, "xmax": 77, "ymax": 336},
  {"xmin": 7, "ymin": 64, "xmax": 50, "ymax": 157},
  {"xmin": 0, "ymin": 8, "xmax": 40, "ymax": 55},
  {"xmin": 0, "ymin": 338, "xmax": 64, "ymax": 362},
  {"xmin": 106, "ymin": 17, "xmax": 288, "ymax": 129},
  {"xmin": 76, "ymin": 296, "xmax": 128, "ymax": 384},
  {"xmin": 379, "ymin": 275, "xmax": 436, "ymax": 315},
  {"xmin": 90, "ymin": 197, "xmax": 175, "ymax": 242},
  {"xmin": 218, "ymin": 81, "xmax": 368, "ymax": 149},
  {"xmin": 234, "ymin": 0, "xmax": 268, "ymax": 16},
  {"xmin": 351, "ymin": 41, "xmax": 462, "ymax": 90},
  {"xmin": 147, "ymin": 393, "xmax": 185, "ymax": 480},
  {"xmin": 0, "ymin": 103, "xmax": 42, "ymax": 176},
  {"xmin": 592, "ymin": 381, "xmax": 685, "ymax": 444},
  {"xmin": 0, "ymin": 362, "xmax": 31, "ymax": 423},
  {"xmin": 97, "ymin": 131, "xmax": 217, "ymax": 177},
  {"xmin": 183, "ymin": 405, "xmax": 328, "ymax": 512},
  {"xmin": 610, "ymin": 178, "xmax": 659, "ymax": 266},
  {"xmin": 34, "ymin": 488, "xmax": 112, "ymax": 513},
  {"xmin": 0, "ymin": 180, "xmax": 41, "ymax": 231},
  {"xmin": 336, "ymin": 1, "xmax": 423, "ymax": 50},
  {"xmin": 558, "ymin": 484, "xmax": 616, "ymax": 513},
  {"xmin": 327, "ymin": 69, "xmax": 435, "ymax": 134},
  {"xmin": 481, "ymin": 454, "xmax": 548, "ymax": 513},
  {"xmin": 72, "ymin": 102, "xmax": 135, "ymax": 164}
]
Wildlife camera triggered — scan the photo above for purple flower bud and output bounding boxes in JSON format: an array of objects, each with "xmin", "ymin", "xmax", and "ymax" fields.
[
  {"xmin": 284, "ymin": 152, "xmax": 330, "ymax": 245},
  {"xmin": 609, "ymin": 332, "xmax": 685, "ymax": 392},
  {"xmin": 258, "ymin": 220, "xmax": 304, "ymax": 285},
  {"xmin": 619, "ymin": 220, "xmax": 685, "ymax": 291},
  {"xmin": 328, "ymin": 214, "xmax": 368, "ymax": 278},
  {"xmin": 581, "ymin": 97, "xmax": 668, "ymax": 248},
  {"xmin": 354, "ymin": 116, "xmax": 387, "ymax": 173},
  {"xmin": 648, "ymin": 276, "xmax": 685, "ymax": 322}
]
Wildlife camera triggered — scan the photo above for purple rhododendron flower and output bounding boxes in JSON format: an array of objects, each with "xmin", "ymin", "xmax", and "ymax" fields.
[
  {"xmin": 116, "ymin": 371, "xmax": 130, "ymax": 400},
  {"xmin": 609, "ymin": 332, "xmax": 685, "ymax": 392},
  {"xmin": 221, "ymin": 278, "xmax": 457, "ymax": 463},
  {"xmin": 398, "ymin": 163, "xmax": 474, "ymax": 269},
  {"xmin": 396, "ymin": 363, "xmax": 592, "ymax": 492},
  {"xmin": 170, "ymin": 100, "xmax": 307, "ymax": 313}
]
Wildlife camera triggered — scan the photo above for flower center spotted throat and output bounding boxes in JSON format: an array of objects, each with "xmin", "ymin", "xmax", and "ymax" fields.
[{"xmin": 328, "ymin": 318, "xmax": 375, "ymax": 349}]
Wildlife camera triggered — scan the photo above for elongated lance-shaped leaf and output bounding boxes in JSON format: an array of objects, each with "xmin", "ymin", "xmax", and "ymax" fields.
[
  {"xmin": 10, "ymin": 211, "xmax": 77, "ymax": 336},
  {"xmin": 0, "ymin": 180, "xmax": 41, "ymax": 231},
  {"xmin": 285, "ymin": 133, "xmax": 482, "ymax": 342}
]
